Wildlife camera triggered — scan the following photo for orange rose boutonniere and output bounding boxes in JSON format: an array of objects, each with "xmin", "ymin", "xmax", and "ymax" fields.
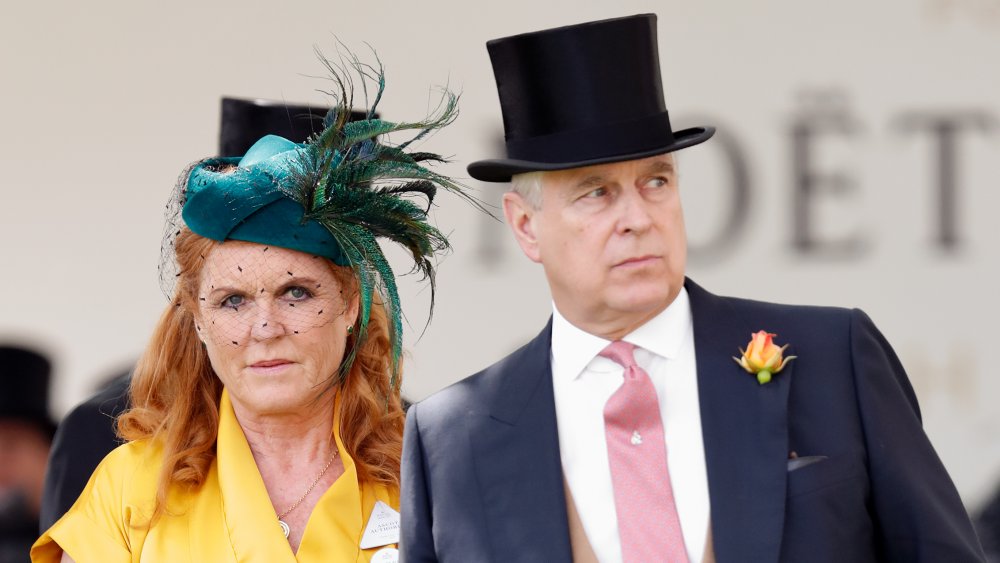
[{"xmin": 734, "ymin": 331, "xmax": 796, "ymax": 384}]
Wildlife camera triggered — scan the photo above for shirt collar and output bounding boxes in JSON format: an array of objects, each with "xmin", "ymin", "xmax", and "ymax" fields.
[{"xmin": 551, "ymin": 287, "xmax": 692, "ymax": 383}]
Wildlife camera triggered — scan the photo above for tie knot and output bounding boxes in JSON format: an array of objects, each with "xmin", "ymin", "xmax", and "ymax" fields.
[{"xmin": 599, "ymin": 340, "xmax": 638, "ymax": 369}]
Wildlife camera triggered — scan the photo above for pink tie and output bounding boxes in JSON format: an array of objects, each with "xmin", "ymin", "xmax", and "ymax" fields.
[{"xmin": 600, "ymin": 341, "xmax": 689, "ymax": 563}]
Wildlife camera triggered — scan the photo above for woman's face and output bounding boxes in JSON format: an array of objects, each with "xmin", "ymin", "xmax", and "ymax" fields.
[{"xmin": 194, "ymin": 240, "xmax": 358, "ymax": 417}]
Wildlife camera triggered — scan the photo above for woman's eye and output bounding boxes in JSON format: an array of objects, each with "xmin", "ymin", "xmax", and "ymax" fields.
[
  {"xmin": 221, "ymin": 294, "xmax": 245, "ymax": 309},
  {"xmin": 285, "ymin": 286, "xmax": 311, "ymax": 300}
]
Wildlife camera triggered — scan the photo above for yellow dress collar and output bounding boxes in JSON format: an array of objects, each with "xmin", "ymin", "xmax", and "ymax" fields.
[{"xmin": 216, "ymin": 388, "xmax": 365, "ymax": 562}]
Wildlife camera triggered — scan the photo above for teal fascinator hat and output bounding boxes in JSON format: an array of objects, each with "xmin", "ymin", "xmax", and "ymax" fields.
[
  {"xmin": 183, "ymin": 135, "xmax": 351, "ymax": 264},
  {"xmin": 162, "ymin": 53, "xmax": 480, "ymax": 388}
]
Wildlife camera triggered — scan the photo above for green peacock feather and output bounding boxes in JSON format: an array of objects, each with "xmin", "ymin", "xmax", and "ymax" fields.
[{"xmin": 283, "ymin": 50, "xmax": 483, "ymax": 391}]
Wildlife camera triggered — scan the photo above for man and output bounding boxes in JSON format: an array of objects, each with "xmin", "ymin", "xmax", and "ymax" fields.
[
  {"xmin": 400, "ymin": 14, "xmax": 985, "ymax": 563},
  {"xmin": 0, "ymin": 345, "xmax": 55, "ymax": 563}
]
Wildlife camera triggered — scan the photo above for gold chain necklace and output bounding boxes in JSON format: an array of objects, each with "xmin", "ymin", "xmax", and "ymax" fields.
[{"xmin": 277, "ymin": 447, "xmax": 339, "ymax": 538}]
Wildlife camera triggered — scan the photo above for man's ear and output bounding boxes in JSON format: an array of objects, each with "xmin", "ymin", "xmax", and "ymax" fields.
[{"xmin": 502, "ymin": 191, "xmax": 542, "ymax": 263}]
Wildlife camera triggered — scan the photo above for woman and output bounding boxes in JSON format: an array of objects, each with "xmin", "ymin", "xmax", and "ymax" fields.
[{"xmin": 32, "ymin": 55, "xmax": 473, "ymax": 562}]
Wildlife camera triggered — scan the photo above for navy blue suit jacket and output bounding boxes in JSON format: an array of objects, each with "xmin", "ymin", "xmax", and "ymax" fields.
[{"xmin": 400, "ymin": 280, "xmax": 985, "ymax": 562}]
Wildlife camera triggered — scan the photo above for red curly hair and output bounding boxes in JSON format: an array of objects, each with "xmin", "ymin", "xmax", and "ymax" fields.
[{"xmin": 117, "ymin": 229, "xmax": 404, "ymax": 521}]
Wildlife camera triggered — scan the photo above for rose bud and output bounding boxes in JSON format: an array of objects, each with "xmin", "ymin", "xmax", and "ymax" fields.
[{"xmin": 734, "ymin": 331, "xmax": 796, "ymax": 384}]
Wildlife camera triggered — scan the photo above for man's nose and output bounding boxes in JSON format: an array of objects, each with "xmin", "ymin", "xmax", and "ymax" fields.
[{"xmin": 617, "ymin": 189, "xmax": 654, "ymax": 234}]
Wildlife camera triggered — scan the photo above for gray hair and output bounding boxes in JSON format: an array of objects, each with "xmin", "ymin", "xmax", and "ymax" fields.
[
  {"xmin": 509, "ymin": 171, "xmax": 545, "ymax": 208},
  {"xmin": 509, "ymin": 155, "xmax": 683, "ymax": 209}
]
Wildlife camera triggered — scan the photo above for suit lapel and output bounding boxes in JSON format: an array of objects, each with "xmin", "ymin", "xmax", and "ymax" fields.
[
  {"xmin": 687, "ymin": 279, "xmax": 791, "ymax": 563},
  {"xmin": 471, "ymin": 320, "xmax": 573, "ymax": 561}
]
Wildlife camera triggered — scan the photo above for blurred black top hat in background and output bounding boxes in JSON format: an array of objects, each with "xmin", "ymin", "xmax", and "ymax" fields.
[
  {"xmin": 219, "ymin": 98, "xmax": 371, "ymax": 158},
  {"xmin": 0, "ymin": 345, "xmax": 56, "ymax": 439},
  {"xmin": 468, "ymin": 13, "xmax": 714, "ymax": 182}
]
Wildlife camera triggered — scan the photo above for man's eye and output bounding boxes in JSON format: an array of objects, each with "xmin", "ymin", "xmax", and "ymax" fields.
[
  {"xmin": 647, "ymin": 177, "xmax": 668, "ymax": 188},
  {"xmin": 285, "ymin": 286, "xmax": 312, "ymax": 300},
  {"xmin": 221, "ymin": 294, "xmax": 245, "ymax": 309},
  {"xmin": 584, "ymin": 187, "xmax": 607, "ymax": 198}
]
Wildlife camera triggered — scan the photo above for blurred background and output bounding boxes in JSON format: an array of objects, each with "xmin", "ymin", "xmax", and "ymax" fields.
[{"xmin": 1, "ymin": 0, "xmax": 997, "ymax": 543}]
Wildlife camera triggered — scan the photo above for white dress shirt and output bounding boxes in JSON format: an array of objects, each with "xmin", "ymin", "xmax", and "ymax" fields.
[{"xmin": 551, "ymin": 287, "xmax": 710, "ymax": 563}]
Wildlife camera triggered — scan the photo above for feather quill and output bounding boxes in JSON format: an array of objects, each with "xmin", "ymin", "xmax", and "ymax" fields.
[{"xmin": 284, "ymin": 50, "xmax": 485, "ymax": 391}]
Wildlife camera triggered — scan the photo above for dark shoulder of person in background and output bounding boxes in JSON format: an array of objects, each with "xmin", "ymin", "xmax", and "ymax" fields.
[
  {"xmin": 975, "ymin": 486, "xmax": 1000, "ymax": 562},
  {"xmin": 38, "ymin": 372, "xmax": 130, "ymax": 532}
]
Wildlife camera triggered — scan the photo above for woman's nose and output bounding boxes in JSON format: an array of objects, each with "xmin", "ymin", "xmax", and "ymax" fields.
[{"xmin": 249, "ymin": 300, "xmax": 288, "ymax": 341}]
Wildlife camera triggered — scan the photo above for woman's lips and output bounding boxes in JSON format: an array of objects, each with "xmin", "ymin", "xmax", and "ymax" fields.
[{"xmin": 249, "ymin": 359, "xmax": 293, "ymax": 372}]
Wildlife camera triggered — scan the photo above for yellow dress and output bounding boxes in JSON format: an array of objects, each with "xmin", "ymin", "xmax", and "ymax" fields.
[{"xmin": 31, "ymin": 389, "xmax": 399, "ymax": 562}]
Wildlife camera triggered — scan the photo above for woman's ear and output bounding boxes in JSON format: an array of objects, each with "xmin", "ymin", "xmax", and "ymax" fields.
[
  {"xmin": 346, "ymin": 288, "xmax": 361, "ymax": 331},
  {"xmin": 192, "ymin": 311, "xmax": 207, "ymax": 345}
]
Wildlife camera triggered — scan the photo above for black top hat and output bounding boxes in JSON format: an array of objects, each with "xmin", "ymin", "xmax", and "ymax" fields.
[
  {"xmin": 468, "ymin": 14, "xmax": 714, "ymax": 183},
  {"xmin": 0, "ymin": 345, "xmax": 56, "ymax": 439},
  {"xmin": 219, "ymin": 98, "xmax": 372, "ymax": 157}
]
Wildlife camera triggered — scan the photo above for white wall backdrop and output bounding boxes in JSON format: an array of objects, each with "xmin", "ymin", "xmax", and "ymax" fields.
[{"xmin": 1, "ymin": 0, "xmax": 997, "ymax": 506}]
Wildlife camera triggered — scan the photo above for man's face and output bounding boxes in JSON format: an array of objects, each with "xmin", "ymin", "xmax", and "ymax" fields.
[
  {"xmin": 503, "ymin": 154, "xmax": 686, "ymax": 338},
  {"xmin": 0, "ymin": 420, "xmax": 50, "ymax": 516}
]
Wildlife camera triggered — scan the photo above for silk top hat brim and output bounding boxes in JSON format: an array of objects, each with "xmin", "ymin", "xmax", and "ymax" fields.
[
  {"xmin": 467, "ymin": 14, "xmax": 714, "ymax": 183},
  {"xmin": 468, "ymin": 126, "xmax": 715, "ymax": 182}
]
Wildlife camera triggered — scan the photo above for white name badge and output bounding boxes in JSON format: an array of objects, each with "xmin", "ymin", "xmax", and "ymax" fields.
[
  {"xmin": 360, "ymin": 500, "xmax": 400, "ymax": 549},
  {"xmin": 370, "ymin": 547, "xmax": 399, "ymax": 563}
]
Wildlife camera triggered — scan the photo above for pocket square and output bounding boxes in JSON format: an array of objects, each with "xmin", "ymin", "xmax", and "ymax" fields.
[{"xmin": 787, "ymin": 455, "xmax": 828, "ymax": 472}]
